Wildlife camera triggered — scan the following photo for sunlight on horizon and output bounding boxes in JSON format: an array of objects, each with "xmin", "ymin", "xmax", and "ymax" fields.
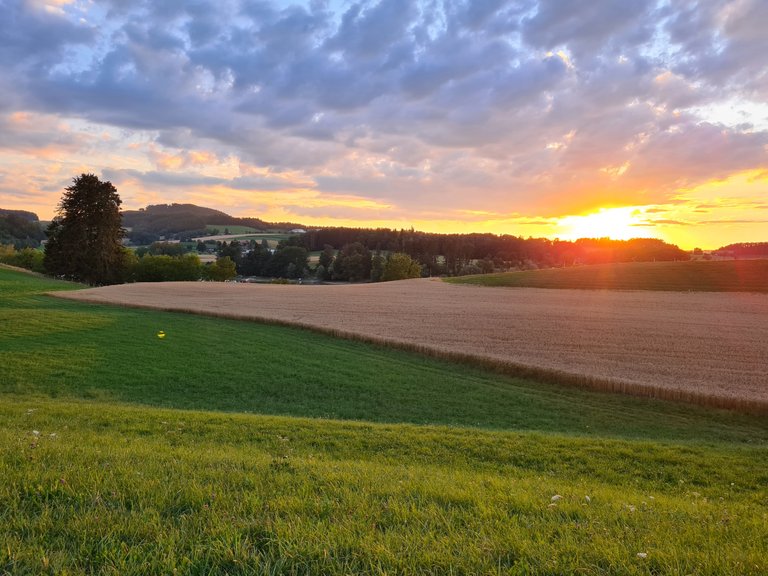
[{"xmin": 554, "ymin": 207, "xmax": 655, "ymax": 242}]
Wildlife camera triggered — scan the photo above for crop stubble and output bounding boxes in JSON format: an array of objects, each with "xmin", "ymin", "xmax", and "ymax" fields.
[{"xmin": 55, "ymin": 279, "xmax": 768, "ymax": 412}]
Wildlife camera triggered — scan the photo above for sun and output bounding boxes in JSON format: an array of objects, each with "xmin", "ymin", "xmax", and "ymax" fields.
[{"xmin": 555, "ymin": 207, "xmax": 653, "ymax": 241}]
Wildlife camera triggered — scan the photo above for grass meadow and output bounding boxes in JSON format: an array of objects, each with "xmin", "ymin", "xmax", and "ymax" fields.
[
  {"xmin": 446, "ymin": 259, "xmax": 768, "ymax": 292},
  {"xmin": 205, "ymin": 224, "xmax": 262, "ymax": 235},
  {"xmin": 1, "ymin": 267, "xmax": 767, "ymax": 574}
]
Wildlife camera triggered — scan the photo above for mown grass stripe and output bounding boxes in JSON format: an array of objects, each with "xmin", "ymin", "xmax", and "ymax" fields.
[{"xmin": 446, "ymin": 259, "xmax": 768, "ymax": 293}]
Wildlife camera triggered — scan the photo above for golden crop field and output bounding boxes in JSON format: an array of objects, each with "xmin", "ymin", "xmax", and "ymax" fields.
[{"xmin": 56, "ymin": 279, "xmax": 768, "ymax": 412}]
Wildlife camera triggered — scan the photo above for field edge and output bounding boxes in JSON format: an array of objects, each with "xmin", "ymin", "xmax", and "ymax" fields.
[{"xmin": 49, "ymin": 290, "xmax": 768, "ymax": 416}]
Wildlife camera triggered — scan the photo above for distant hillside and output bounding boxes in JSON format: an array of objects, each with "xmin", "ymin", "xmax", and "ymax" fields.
[
  {"xmin": 0, "ymin": 209, "xmax": 39, "ymax": 222},
  {"xmin": 716, "ymin": 242, "xmax": 768, "ymax": 258},
  {"xmin": 122, "ymin": 203, "xmax": 304, "ymax": 244},
  {"xmin": 0, "ymin": 209, "xmax": 45, "ymax": 248}
]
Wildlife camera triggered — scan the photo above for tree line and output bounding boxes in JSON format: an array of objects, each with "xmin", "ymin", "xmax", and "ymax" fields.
[
  {"xmin": 296, "ymin": 228, "xmax": 690, "ymax": 276},
  {"xmin": 716, "ymin": 243, "xmax": 768, "ymax": 258},
  {"xmin": 212, "ymin": 239, "xmax": 421, "ymax": 282},
  {"xmin": 3, "ymin": 173, "xmax": 747, "ymax": 286}
]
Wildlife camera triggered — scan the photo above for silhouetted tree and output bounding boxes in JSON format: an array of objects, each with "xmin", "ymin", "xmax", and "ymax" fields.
[{"xmin": 44, "ymin": 173, "xmax": 126, "ymax": 285}]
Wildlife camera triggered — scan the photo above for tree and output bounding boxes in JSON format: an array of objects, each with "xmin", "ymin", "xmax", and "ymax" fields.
[
  {"xmin": 267, "ymin": 245, "xmax": 308, "ymax": 278},
  {"xmin": 0, "ymin": 245, "xmax": 45, "ymax": 273},
  {"xmin": 239, "ymin": 243, "xmax": 271, "ymax": 276},
  {"xmin": 318, "ymin": 244, "xmax": 335, "ymax": 268},
  {"xmin": 134, "ymin": 253, "xmax": 201, "ymax": 282},
  {"xmin": 317, "ymin": 245, "xmax": 335, "ymax": 280},
  {"xmin": 381, "ymin": 253, "xmax": 422, "ymax": 282},
  {"xmin": 217, "ymin": 240, "xmax": 242, "ymax": 261},
  {"xmin": 370, "ymin": 252, "xmax": 385, "ymax": 282},
  {"xmin": 333, "ymin": 242, "xmax": 371, "ymax": 281},
  {"xmin": 44, "ymin": 174, "xmax": 126, "ymax": 285},
  {"xmin": 205, "ymin": 256, "xmax": 237, "ymax": 281},
  {"xmin": 148, "ymin": 241, "xmax": 185, "ymax": 257}
]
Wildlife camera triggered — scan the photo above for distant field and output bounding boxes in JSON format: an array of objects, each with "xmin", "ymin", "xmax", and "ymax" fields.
[
  {"xmin": 206, "ymin": 224, "xmax": 261, "ymax": 234},
  {"xmin": 195, "ymin": 231, "xmax": 293, "ymax": 246},
  {"xmin": 446, "ymin": 259, "xmax": 768, "ymax": 292},
  {"xmin": 2, "ymin": 268, "xmax": 767, "ymax": 574},
  {"xmin": 57, "ymin": 278, "xmax": 768, "ymax": 412}
]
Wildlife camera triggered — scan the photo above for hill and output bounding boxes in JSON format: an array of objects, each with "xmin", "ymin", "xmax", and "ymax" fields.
[
  {"xmin": 716, "ymin": 242, "xmax": 768, "ymax": 258},
  {"xmin": 0, "ymin": 208, "xmax": 45, "ymax": 248},
  {"xmin": 446, "ymin": 260, "xmax": 768, "ymax": 293},
  {"xmin": 122, "ymin": 203, "xmax": 303, "ymax": 244},
  {"xmin": 122, "ymin": 204, "xmax": 239, "ymax": 243},
  {"xmin": 0, "ymin": 208, "xmax": 39, "ymax": 222}
]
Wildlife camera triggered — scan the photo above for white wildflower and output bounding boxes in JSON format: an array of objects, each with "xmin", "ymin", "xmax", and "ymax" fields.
[
  {"xmin": 551, "ymin": 494, "xmax": 563, "ymax": 502},
  {"xmin": 637, "ymin": 552, "xmax": 648, "ymax": 559}
]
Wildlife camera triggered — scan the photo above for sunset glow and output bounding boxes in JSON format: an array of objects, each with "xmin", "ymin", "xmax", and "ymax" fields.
[
  {"xmin": 556, "ymin": 208, "xmax": 653, "ymax": 242},
  {"xmin": 1, "ymin": 0, "xmax": 767, "ymax": 249}
]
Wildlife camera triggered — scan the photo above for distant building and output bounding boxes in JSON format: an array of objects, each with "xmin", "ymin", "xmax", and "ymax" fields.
[{"xmin": 290, "ymin": 228, "xmax": 307, "ymax": 234}]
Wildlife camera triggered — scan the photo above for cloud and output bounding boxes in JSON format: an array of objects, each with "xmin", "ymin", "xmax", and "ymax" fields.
[
  {"xmin": 643, "ymin": 219, "xmax": 692, "ymax": 226},
  {"xmin": 523, "ymin": 0, "xmax": 656, "ymax": 59},
  {"xmin": 0, "ymin": 0, "xmax": 766, "ymax": 248},
  {"xmin": 698, "ymin": 219, "xmax": 768, "ymax": 225}
]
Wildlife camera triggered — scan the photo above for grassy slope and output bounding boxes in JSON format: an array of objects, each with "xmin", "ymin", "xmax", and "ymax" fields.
[
  {"xmin": 446, "ymin": 259, "xmax": 768, "ymax": 292},
  {"xmin": 206, "ymin": 224, "xmax": 262, "ymax": 234},
  {"xmin": 1, "ymin": 268, "xmax": 767, "ymax": 574}
]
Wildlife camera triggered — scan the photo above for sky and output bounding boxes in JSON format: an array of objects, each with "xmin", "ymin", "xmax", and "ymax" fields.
[{"xmin": 1, "ymin": 0, "xmax": 767, "ymax": 249}]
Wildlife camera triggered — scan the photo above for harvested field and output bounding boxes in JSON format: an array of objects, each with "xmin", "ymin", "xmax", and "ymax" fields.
[{"xmin": 54, "ymin": 279, "xmax": 768, "ymax": 412}]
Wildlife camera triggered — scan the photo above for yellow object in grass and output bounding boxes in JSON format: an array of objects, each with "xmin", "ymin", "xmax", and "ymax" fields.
[{"xmin": 157, "ymin": 331, "xmax": 166, "ymax": 339}]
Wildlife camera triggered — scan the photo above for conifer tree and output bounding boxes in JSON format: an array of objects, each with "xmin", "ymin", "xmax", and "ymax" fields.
[{"xmin": 44, "ymin": 173, "xmax": 126, "ymax": 285}]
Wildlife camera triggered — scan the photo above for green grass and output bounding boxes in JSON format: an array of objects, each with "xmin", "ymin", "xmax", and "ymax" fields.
[
  {"xmin": 1, "ymin": 267, "xmax": 767, "ymax": 574},
  {"xmin": 206, "ymin": 224, "xmax": 262, "ymax": 234},
  {"xmin": 4, "ymin": 399, "xmax": 767, "ymax": 575},
  {"xmin": 201, "ymin": 228, "xmax": 294, "ymax": 247},
  {"xmin": 446, "ymin": 259, "xmax": 768, "ymax": 292}
]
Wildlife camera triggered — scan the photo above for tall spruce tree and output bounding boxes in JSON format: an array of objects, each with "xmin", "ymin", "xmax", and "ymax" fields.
[{"xmin": 44, "ymin": 173, "xmax": 126, "ymax": 285}]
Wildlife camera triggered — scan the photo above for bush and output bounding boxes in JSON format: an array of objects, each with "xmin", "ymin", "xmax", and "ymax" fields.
[
  {"xmin": 381, "ymin": 253, "xmax": 422, "ymax": 282},
  {"xmin": 204, "ymin": 256, "xmax": 237, "ymax": 282},
  {"xmin": 0, "ymin": 245, "xmax": 45, "ymax": 273},
  {"xmin": 134, "ymin": 254, "xmax": 202, "ymax": 282}
]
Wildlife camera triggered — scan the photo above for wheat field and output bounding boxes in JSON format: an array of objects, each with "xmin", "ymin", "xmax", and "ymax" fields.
[{"xmin": 55, "ymin": 279, "xmax": 768, "ymax": 412}]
